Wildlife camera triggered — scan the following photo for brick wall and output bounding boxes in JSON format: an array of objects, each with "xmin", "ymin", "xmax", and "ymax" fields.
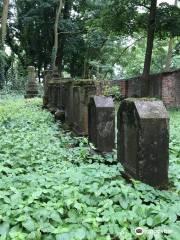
[
  {"xmin": 162, "ymin": 74, "xmax": 176, "ymax": 108},
  {"xmin": 174, "ymin": 71, "xmax": 180, "ymax": 107},
  {"xmin": 44, "ymin": 69, "xmax": 180, "ymax": 108},
  {"xmin": 116, "ymin": 69, "xmax": 180, "ymax": 108}
]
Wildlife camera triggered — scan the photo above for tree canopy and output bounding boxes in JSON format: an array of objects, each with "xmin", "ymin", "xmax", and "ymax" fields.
[{"xmin": 0, "ymin": 0, "xmax": 180, "ymax": 88}]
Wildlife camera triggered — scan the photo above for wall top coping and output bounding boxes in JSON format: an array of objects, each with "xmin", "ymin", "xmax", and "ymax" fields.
[{"xmin": 47, "ymin": 78, "xmax": 98, "ymax": 86}]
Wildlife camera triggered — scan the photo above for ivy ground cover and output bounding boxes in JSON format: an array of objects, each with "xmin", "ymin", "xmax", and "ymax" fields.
[{"xmin": 0, "ymin": 97, "xmax": 180, "ymax": 240}]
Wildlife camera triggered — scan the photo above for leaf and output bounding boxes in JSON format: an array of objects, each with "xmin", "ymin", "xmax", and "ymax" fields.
[
  {"xmin": 119, "ymin": 198, "xmax": 129, "ymax": 210},
  {"xmin": 0, "ymin": 222, "xmax": 10, "ymax": 237},
  {"xmin": 147, "ymin": 217, "xmax": 153, "ymax": 227},
  {"xmin": 22, "ymin": 218, "xmax": 36, "ymax": 232},
  {"xmin": 40, "ymin": 223, "xmax": 55, "ymax": 233},
  {"xmin": 72, "ymin": 228, "xmax": 86, "ymax": 240},
  {"xmin": 56, "ymin": 233, "xmax": 70, "ymax": 240},
  {"xmin": 100, "ymin": 225, "xmax": 108, "ymax": 235},
  {"xmin": 50, "ymin": 212, "xmax": 62, "ymax": 223}
]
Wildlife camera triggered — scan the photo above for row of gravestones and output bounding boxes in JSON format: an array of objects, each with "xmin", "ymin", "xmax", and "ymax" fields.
[{"xmin": 25, "ymin": 67, "xmax": 169, "ymax": 189}]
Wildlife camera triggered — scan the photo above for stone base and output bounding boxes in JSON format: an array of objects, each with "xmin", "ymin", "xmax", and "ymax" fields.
[
  {"xmin": 49, "ymin": 107, "xmax": 58, "ymax": 114},
  {"xmin": 73, "ymin": 125, "xmax": 88, "ymax": 136},
  {"xmin": 43, "ymin": 96, "xmax": 49, "ymax": 107},
  {"xmin": 55, "ymin": 110, "xmax": 65, "ymax": 122}
]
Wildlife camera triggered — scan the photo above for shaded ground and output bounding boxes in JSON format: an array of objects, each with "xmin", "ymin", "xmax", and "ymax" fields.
[{"xmin": 0, "ymin": 97, "xmax": 180, "ymax": 240}]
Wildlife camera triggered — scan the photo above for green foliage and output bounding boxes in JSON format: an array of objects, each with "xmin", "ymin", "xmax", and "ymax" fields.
[
  {"xmin": 4, "ymin": 0, "xmax": 180, "ymax": 84},
  {"xmin": 0, "ymin": 50, "xmax": 8, "ymax": 64},
  {"xmin": 0, "ymin": 97, "xmax": 180, "ymax": 239},
  {"xmin": 156, "ymin": 3, "xmax": 180, "ymax": 38},
  {"xmin": 103, "ymin": 85, "xmax": 122, "ymax": 101},
  {"xmin": 13, "ymin": 0, "xmax": 55, "ymax": 68},
  {"xmin": 97, "ymin": 35, "xmax": 180, "ymax": 79}
]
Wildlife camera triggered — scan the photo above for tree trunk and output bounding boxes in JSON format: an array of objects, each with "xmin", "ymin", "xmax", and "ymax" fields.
[
  {"xmin": 0, "ymin": 0, "xmax": 10, "ymax": 89},
  {"xmin": 141, "ymin": 0, "xmax": 157, "ymax": 97},
  {"xmin": 164, "ymin": 0, "xmax": 178, "ymax": 72},
  {"xmin": 52, "ymin": 0, "xmax": 63, "ymax": 70},
  {"xmin": 56, "ymin": 0, "xmax": 72, "ymax": 74},
  {"xmin": 70, "ymin": 54, "xmax": 76, "ymax": 78},
  {"xmin": 165, "ymin": 37, "xmax": 174, "ymax": 72},
  {"xmin": 83, "ymin": 49, "xmax": 89, "ymax": 79},
  {"xmin": 38, "ymin": 65, "xmax": 41, "ymax": 82},
  {"xmin": 1, "ymin": 0, "xmax": 9, "ymax": 48}
]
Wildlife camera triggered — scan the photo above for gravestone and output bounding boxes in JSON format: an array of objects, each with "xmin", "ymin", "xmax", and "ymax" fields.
[
  {"xmin": 44, "ymin": 67, "xmax": 60, "ymax": 110},
  {"xmin": 47, "ymin": 84, "xmax": 53, "ymax": 109},
  {"xmin": 43, "ymin": 70, "xmax": 53, "ymax": 107},
  {"xmin": 52, "ymin": 79, "xmax": 60, "ymax": 110},
  {"xmin": 64, "ymin": 80, "xmax": 74, "ymax": 126},
  {"xmin": 72, "ymin": 80, "xmax": 96, "ymax": 136},
  {"xmin": 25, "ymin": 66, "xmax": 39, "ymax": 98},
  {"xmin": 72, "ymin": 85, "xmax": 81, "ymax": 131},
  {"xmin": 88, "ymin": 96, "xmax": 115, "ymax": 152},
  {"xmin": 47, "ymin": 78, "xmax": 61, "ymax": 113},
  {"xmin": 58, "ymin": 78, "xmax": 73, "ymax": 110},
  {"xmin": 117, "ymin": 98, "xmax": 169, "ymax": 189}
]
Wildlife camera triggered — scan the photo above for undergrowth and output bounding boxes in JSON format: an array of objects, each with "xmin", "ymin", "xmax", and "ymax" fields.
[{"xmin": 0, "ymin": 98, "xmax": 179, "ymax": 240}]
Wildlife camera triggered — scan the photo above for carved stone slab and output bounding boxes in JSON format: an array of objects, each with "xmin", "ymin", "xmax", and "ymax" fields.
[
  {"xmin": 117, "ymin": 98, "xmax": 169, "ymax": 189},
  {"xmin": 89, "ymin": 96, "xmax": 115, "ymax": 152},
  {"xmin": 25, "ymin": 66, "xmax": 39, "ymax": 98},
  {"xmin": 72, "ymin": 81, "xmax": 96, "ymax": 135}
]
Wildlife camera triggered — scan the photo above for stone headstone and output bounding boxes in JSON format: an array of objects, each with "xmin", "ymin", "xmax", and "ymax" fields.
[
  {"xmin": 72, "ymin": 85, "xmax": 81, "ymax": 131},
  {"xmin": 47, "ymin": 78, "xmax": 62, "ymax": 113},
  {"xmin": 117, "ymin": 98, "xmax": 169, "ymax": 189},
  {"xmin": 25, "ymin": 66, "xmax": 39, "ymax": 98},
  {"xmin": 64, "ymin": 81, "xmax": 74, "ymax": 126},
  {"xmin": 58, "ymin": 78, "xmax": 72, "ymax": 110},
  {"xmin": 72, "ymin": 80, "xmax": 96, "ymax": 136},
  {"xmin": 52, "ymin": 79, "xmax": 60, "ymax": 110},
  {"xmin": 43, "ymin": 70, "xmax": 53, "ymax": 107},
  {"xmin": 89, "ymin": 96, "xmax": 115, "ymax": 152}
]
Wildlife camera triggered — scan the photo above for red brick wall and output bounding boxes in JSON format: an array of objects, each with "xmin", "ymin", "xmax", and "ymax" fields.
[
  {"xmin": 117, "ymin": 69, "xmax": 180, "ymax": 108},
  {"xmin": 162, "ymin": 75, "xmax": 176, "ymax": 108},
  {"xmin": 175, "ymin": 71, "xmax": 180, "ymax": 107}
]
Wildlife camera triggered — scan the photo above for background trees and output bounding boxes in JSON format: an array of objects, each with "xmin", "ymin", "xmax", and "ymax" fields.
[
  {"xmin": 0, "ymin": 0, "xmax": 9, "ymax": 89},
  {"xmin": 0, "ymin": 0, "xmax": 180, "ymax": 89}
]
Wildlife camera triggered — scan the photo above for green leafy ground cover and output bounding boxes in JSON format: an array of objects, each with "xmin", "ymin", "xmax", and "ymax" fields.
[{"xmin": 0, "ymin": 97, "xmax": 180, "ymax": 240}]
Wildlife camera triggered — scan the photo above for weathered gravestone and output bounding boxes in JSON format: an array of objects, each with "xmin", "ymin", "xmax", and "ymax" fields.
[
  {"xmin": 47, "ymin": 78, "xmax": 61, "ymax": 113},
  {"xmin": 45, "ymin": 68, "xmax": 60, "ymax": 111},
  {"xmin": 64, "ymin": 80, "xmax": 74, "ymax": 126},
  {"xmin": 43, "ymin": 70, "xmax": 53, "ymax": 107},
  {"xmin": 88, "ymin": 96, "xmax": 115, "ymax": 152},
  {"xmin": 73, "ymin": 85, "xmax": 81, "ymax": 131},
  {"xmin": 72, "ymin": 80, "xmax": 96, "ymax": 136},
  {"xmin": 117, "ymin": 98, "xmax": 169, "ymax": 189},
  {"xmin": 57, "ymin": 78, "xmax": 72, "ymax": 110},
  {"xmin": 25, "ymin": 66, "xmax": 39, "ymax": 98},
  {"xmin": 52, "ymin": 79, "xmax": 60, "ymax": 111}
]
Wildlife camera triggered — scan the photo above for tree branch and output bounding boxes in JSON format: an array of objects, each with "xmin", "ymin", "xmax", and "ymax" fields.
[{"xmin": 119, "ymin": 36, "xmax": 145, "ymax": 58}]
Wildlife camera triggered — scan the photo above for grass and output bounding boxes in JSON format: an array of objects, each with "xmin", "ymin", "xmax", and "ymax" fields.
[{"xmin": 0, "ymin": 97, "xmax": 179, "ymax": 240}]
